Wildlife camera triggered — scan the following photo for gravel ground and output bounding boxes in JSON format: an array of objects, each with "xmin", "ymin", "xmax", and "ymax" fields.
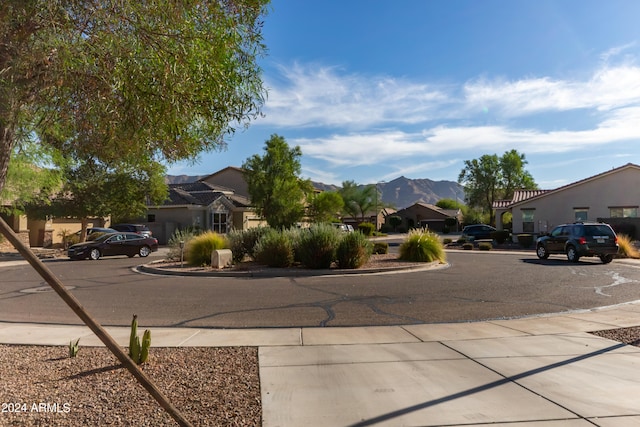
[{"xmin": 0, "ymin": 346, "xmax": 260, "ymax": 426}]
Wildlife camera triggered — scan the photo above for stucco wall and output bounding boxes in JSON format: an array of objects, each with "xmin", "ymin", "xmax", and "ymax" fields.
[
  {"xmin": 201, "ymin": 168, "xmax": 249, "ymax": 198},
  {"xmin": 511, "ymin": 167, "xmax": 640, "ymax": 236}
]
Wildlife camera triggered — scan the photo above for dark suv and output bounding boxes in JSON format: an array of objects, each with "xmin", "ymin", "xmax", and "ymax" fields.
[
  {"xmin": 111, "ymin": 223, "xmax": 152, "ymax": 237},
  {"xmin": 462, "ymin": 224, "xmax": 496, "ymax": 241},
  {"xmin": 535, "ymin": 222, "xmax": 618, "ymax": 263}
]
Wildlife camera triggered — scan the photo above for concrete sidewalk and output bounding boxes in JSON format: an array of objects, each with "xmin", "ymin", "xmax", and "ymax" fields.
[{"xmin": 3, "ymin": 302, "xmax": 640, "ymax": 426}]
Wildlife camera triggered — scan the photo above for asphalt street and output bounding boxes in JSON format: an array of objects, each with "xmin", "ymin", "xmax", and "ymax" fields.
[{"xmin": 2, "ymin": 249, "xmax": 640, "ymax": 328}]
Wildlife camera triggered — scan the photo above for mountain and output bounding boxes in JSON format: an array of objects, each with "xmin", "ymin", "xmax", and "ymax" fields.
[
  {"xmin": 377, "ymin": 176, "xmax": 464, "ymax": 209},
  {"xmin": 167, "ymin": 174, "xmax": 464, "ymax": 209}
]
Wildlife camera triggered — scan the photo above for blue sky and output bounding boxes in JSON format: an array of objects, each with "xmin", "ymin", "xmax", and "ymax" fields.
[{"xmin": 167, "ymin": 0, "xmax": 640, "ymax": 190}]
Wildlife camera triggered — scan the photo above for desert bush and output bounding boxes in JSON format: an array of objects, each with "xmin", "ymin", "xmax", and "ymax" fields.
[
  {"xmin": 478, "ymin": 242, "xmax": 492, "ymax": 251},
  {"xmin": 283, "ymin": 228, "xmax": 304, "ymax": 263},
  {"xmin": 226, "ymin": 229, "xmax": 245, "ymax": 262},
  {"xmin": 185, "ymin": 231, "xmax": 228, "ymax": 266},
  {"xmin": 166, "ymin": 228, "xmax": 199, "ymax": 261},
  {"xmin": 357, "ymin": 222, "xmax": 376, "ymax": 236},
  {"xmin": 462, "ymin": 242, "xmax": 474, "ymax": 250},
  {"xmin": 336, "ymin": 232, "xmax": 373, "ymax": 269},
  {"xmin": 517, "ymin": 234, "xmax": 533, "ymax": 248},
  {"xmin": 254, "ymin": 228, "xmax": 294, "ymax": 267},
  {"xmin": 442, "ymin": 238, "xmax": 453, "ymax": 245},
  {"xmin": 399, "ymin": 229, "xmax": 446, "ymax": 263},
  {"xmin": 617, "ymin": 234, "xmax": 640, "ymax": 259},
  {"xmin": 296, "ymin": 223, "xmax": 341, "ymax": 269},
  {"xmin": 243, "ymin": 227, "xmax": 270, "ymax": 259},
  {"xmin": 372, "ymin": 242, "xmax": 389, "ymax": 254}
]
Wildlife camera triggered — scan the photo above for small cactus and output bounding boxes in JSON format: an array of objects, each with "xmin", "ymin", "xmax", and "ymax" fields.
[
  {"xmin": 128, "ymin": 314, "xmax": 151, "ymax": 364},
  {"xmin": 68, "ymin": 338, "xmax": 80, "ymax": 358},
  {"xmin": 140, "ymin": 329, "xmax": 151, "ymax": 364}
]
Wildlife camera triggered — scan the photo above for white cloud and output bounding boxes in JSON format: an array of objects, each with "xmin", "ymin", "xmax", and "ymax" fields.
[
  {"xmin": 255, "ymin": 52, "xmax": 640, "ymax": 187},
  {"xmin": 263, "ymin": 63, "xmax": 450, "ymax": 128}
]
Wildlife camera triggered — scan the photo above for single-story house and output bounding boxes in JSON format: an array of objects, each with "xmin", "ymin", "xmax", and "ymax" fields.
[
  {"xmin": 146, "ymin": 180, "xmax": 262, "ymax": 244},
  {"xmin": 494, "ymin": 163, "xmax": 640, "ymax": 239},
  {"xmin": 391, "ymin": 203, "xmax": 462, "ymax": 232}
]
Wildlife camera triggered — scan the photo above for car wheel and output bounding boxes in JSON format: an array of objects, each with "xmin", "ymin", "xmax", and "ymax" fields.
[
  {"xmin": 600, "ymin": 254, "xmax": 614, "ymax": 264},
  {"xmin": 566, "ymin": 246, "xmax": 579, "ymax": 263},
  {"xmin": 536, "ymin": 244, "xmax": 549, "ymax": 259},
  {"xmin": 139, "ymin": 246, "xmax": 151, "ymax": 257},
  {"xmin": 89, "ymin": 248, "xmax": 101, "ymax": 260}
]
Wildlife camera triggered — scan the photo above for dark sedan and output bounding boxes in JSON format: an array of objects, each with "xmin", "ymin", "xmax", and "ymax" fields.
[{"xmin": 68, "ymin": 232, "xmax": 158, "ymax": 260}]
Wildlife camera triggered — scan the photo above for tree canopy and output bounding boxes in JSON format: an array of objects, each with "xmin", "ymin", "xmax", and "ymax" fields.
[
  {"xmin": 458, "ymin": 150, "xmax": 537, "ymax": 225},
  {"xmin": 33, "ymin": 158, "xmax": 167, "ymax": 240},
  {"xmin": 242, "ymin": 134, "xmax": 313, "ymax": 229},
  {"xmin": 307, "ymin": 191, "xmax": 344, "ymax": 223},
  {"xmin": 339, "ymin": 180, "xmax": 378, "ymax": 221},
  {"xmin": 0, "ymin": 0, "xmax": 270, "ymax": 194}
]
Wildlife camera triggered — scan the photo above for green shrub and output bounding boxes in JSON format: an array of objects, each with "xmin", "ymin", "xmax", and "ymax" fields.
[
  {"xmin": 254, "ymin": 228, "xmax": 294, "ymax": 267},
  {"xmin": 517, "ymin": 234, "xmax": 534, "ymax": 248},
  {"xmin": 399, "ymin": 230, "xmax": 446, "ymax": 262},
  {"xmin": 284, "ymin": 228, "xmax": 304, "ymax": 263},
  {"xmin": 226, "ymin": 229, "xmax": 245, "ymax": 263},
  {"xmin": 167, "ymin": 228, "xmax": 199, "ymax": 261},
  {"xmin": 357, "ymin": 222, "xmax": 376, "ymax": 236},
  {"xmin": 185, "ymin": 231, "xmax": 228, "ymax": 266},
  {"xmin": 336, "ymin": 232, "xmax": 373, "ymax": 269},
  {"xmin": 243, "ymin": 227, "xmax": 270, "ymax": 259},
  {"xmin": 478, "ymin": 242, "xmax": 492, "ymax": 251},
  {"xmin": 462, "ymin": 243, "xmax": 474, "ymax": 250},
  {"xmin": 296, "ymin": 223, "xmax": 341, "ymax": 269},
  {"xmin": 443, "ymin": 238, "xmax": 453, "ymax": 245},
  {"xmin": 490, "ymin": 230, "xmax": 510, "ymax": 244},
  {"xmin": 372, "ymin": 242, "xmax": 389, "ymax": 254}
]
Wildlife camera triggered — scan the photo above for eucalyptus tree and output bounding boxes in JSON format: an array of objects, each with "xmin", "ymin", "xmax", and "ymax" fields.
[{"xmin": 0, "ymin": 0, "xmax": 269, "ymax": 194}]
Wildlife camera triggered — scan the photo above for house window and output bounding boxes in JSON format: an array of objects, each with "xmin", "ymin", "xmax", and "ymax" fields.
[
  {"xmin": 574, "ymin": 208, "xmax": 588, "ymax": 222},
  {"xmin": 212, "ymin": 213, "xmax": 227, "ymax": 233},
  {"xmin": 609, "ymin": 207, "xmax": 638, "ymax": 218},
  {"xmin": 522, "ymin": 209, "xmax": 535, "ymax": 233}
]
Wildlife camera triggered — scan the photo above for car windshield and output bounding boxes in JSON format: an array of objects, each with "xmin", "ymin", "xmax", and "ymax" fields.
[{"xmin": 93, "ymin": 233, "xmax": 117, "ymax": 243}]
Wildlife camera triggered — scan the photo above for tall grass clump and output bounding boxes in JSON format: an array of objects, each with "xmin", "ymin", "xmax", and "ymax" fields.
[
  {"xmin": 254, "ymin": 228, "xmax": 294, "ymax": 267},
  {"xmin": 336, "ymin": 231, "xmax": 373, "ymax": 269},
  {"xmin": 167, "ymin": 228, "xmax": 200, "ymax": 261},
  {"xmin": 399, "ymin": 229, "xmax": 446, "ymax": 263},
  {"xmin": 617, "ymin": 234, "xmax": 640, "ymax": 259},
  {"xmin": 296, "ymin": 223, "xmax": 342, "ymax": 269},
  {"xmin": 185, "ymin": 231, "xmax": 228, "ymax": 266}
]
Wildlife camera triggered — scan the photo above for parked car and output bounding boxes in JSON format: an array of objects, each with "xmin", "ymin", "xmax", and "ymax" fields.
[
  {"xmin": 331, "ymin": 223, "xmax": 349, "ymax": 232},
  {"xmin": 462, "ymin": 224, "xmax": 497, "ymax": 241},
  {"xmin": 111, "ymin": 223, "xmax": 152, "ymax": 237},
  {"xmin": 535, "ymin": 222, "xmax": 619, "ymax": 263},
  {"xmin": 68, "ymin": 232, "xmax": 158, "ymax": 260},
  {"xmin": 74, "ymin": 227, "xmax": 118, "ymax": 240}
]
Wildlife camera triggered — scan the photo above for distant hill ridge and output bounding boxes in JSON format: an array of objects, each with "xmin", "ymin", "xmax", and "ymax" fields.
[{"xmin": 166, "ymin": 174, "xmax": 464, "ymax": 209}]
